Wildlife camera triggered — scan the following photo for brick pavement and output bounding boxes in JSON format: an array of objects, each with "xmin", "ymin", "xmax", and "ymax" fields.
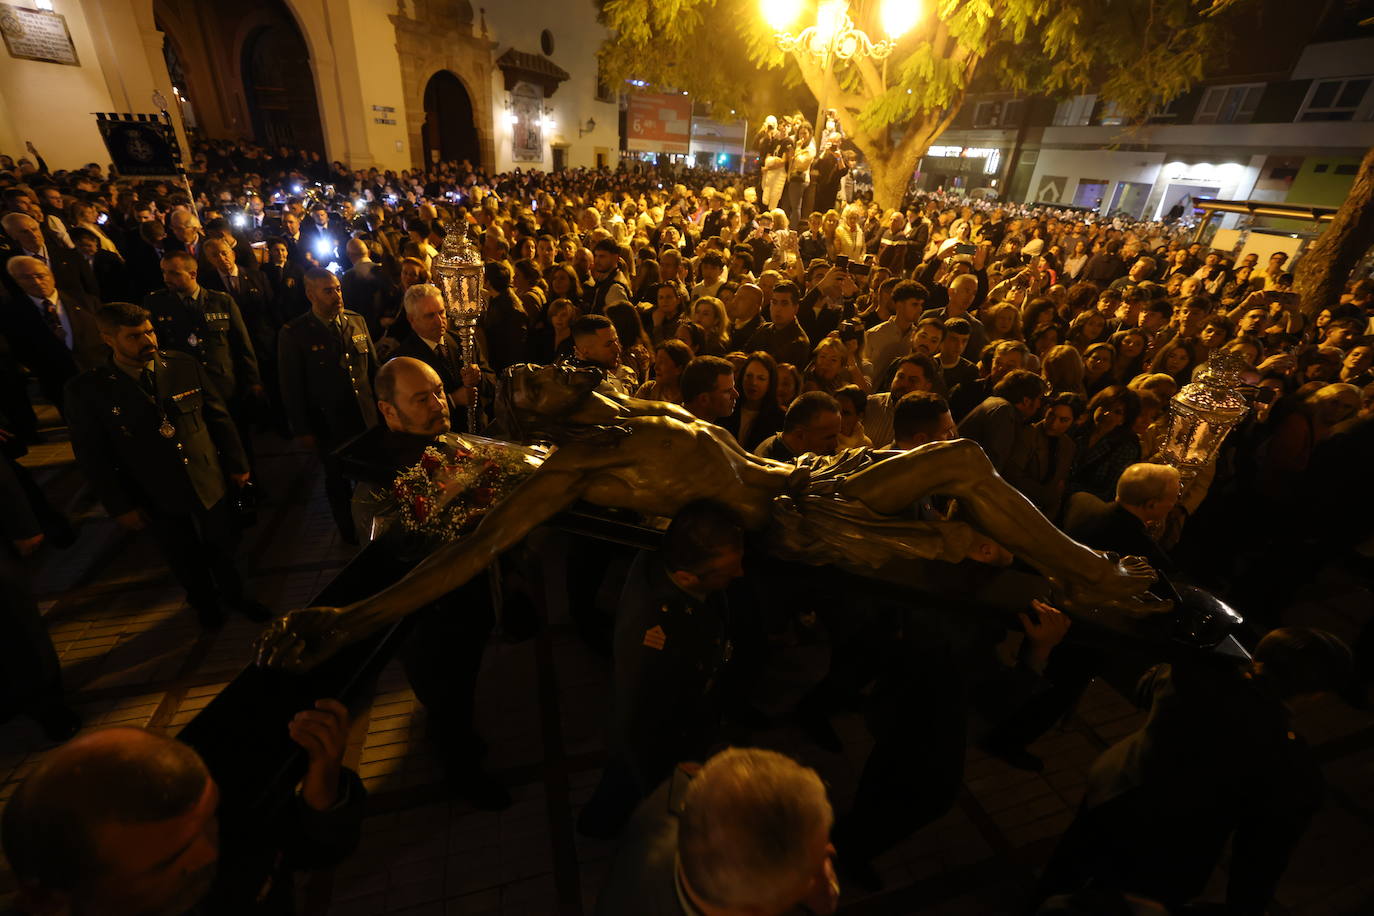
[{"xmin": 2, "ymin": 417, "xmax": 1372, "ymax": 915}]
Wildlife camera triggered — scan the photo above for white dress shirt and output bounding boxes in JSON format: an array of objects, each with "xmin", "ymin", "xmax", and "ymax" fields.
[{"xmin": 30, "ymin": 292, "xmax": 73, "ymax": 349}]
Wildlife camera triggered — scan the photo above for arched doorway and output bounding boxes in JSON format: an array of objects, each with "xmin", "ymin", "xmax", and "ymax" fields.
[
  {"xmin": 423, "ymin": 71, "xmax": 479, "ymax": 167},
  {"xmin": 242, "ymin": 20, "xmax": 324, "ymax": 153}
]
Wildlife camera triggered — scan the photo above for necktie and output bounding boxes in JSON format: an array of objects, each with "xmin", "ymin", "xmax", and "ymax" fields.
[
  {"xmin": 227, "ymin": 274, "xmax": 239, "ymax": 294},
  {"xmin": 41, "ymin": 299, "xmax": 64, "ymax": 342},
  {"xmin": 139, "ymin": 368, "xmax": 155, "ymax": 399},
  {"xmin": 435, "ymin": 338, "xmax": 448, "ymax": 363}
]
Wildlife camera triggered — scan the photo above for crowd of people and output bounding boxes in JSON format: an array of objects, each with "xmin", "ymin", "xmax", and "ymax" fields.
[{"xmin": 0, "ymin": 135, "xmax": 1370, "ymax": 915}]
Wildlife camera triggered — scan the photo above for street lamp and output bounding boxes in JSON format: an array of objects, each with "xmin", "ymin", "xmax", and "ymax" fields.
[
  {"xmin": 764, "ymin": 0, "xmax": 917, "ymax": 141},
  {"xmin": 1157, "ymin": 352, "xmax": 1251, "ymax": 486}
]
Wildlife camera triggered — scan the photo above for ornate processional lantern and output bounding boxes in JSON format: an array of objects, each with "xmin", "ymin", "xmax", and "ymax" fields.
[
  {"xmin": 1157, "ymin": 351, "xmax": 1251, "ymax": 486},
  {"xmin": 431, "ymin": 223, "xmax": 487, "ymax": 432}
]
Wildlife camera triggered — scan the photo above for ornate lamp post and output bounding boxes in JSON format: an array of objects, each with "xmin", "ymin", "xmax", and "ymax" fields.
[
  {"xmin": 431, "ymin": 223, "xmax": 487, "ymax": 432},
  {"xmin": 762, "ymin": 0, "xmax": 918, "ymax": 140},
  {"xmin": 1157, "ymin": 351, "xmax": 1251, "ymax": 486}
]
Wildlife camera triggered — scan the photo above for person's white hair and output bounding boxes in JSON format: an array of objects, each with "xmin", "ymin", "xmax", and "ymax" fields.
[
  {"xmin": 1, "ymin": 211, "xmax": 36, "ymax": 234},
  {"xmin": 678, "ymin": 748, "xmax": 832, "ymax": 910},
  {"xmin": 5, "ymin": 254, "xmax": 48, "ymax": 279},
  {"xmin": 1115, "ymin": 462, "xmax": 1180, "ymax": 508},
  {"xmin": 402, "ymin": 282, "xmax": 444, "ymax": 318}
]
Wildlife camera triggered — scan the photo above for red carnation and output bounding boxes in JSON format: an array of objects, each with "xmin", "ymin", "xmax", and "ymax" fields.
[
  {"xmin": 472, "ymin": 487, "xmax": 493, "ymax": 507},
  {"xmin": 420, "ymin": 452, "xmax": 442, "ymax": 473},
  {"xmin": 413, "ymin": 496, "xmax": 430, "ymax": 522}
]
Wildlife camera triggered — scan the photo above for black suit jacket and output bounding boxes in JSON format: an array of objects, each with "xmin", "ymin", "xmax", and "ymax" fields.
[
  {"xmin": 86, "ymin": 248, "xmax": 130, "ymax": 302},
  {"xmin": 65, "ymin": 352, "xmax": 246, "ymax": 517},
  {"xmin": 393, "ymin": 330, "xmax": 469, "ymax": 393},
  {"xmin": 200, "ymin": 266, "xmax": 279, "ymax": 362},
  {"xmin": 1066, "ymin": 500, "xmax": 1172, "ymax": 574},
  {"xmin": 0, "ymin": 288, "xmax": 107, "ymax": 403},
  {"xmin": 340, "ymin": 263, "xmax": 391, "ymax": 337},
  {"xmin": 1, "ymin": 233, "xmax": 98, "ymax": 302},
  {"xmin": 262, "ymin": 262, "xmax": 308, "ymax": 321}
]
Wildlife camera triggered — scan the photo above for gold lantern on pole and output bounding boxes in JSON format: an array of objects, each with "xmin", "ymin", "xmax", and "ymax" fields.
[
  {"xmin": 431, "ymin": 224, "xmax": 487, "ymax": 432},
  {"xmin": 1157, "ymin": 351, "xmax": 1251, "ymax": 485}
]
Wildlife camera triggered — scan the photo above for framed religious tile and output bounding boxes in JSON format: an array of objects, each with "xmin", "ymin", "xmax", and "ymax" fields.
[
  {"xmin": 511, "ymin": 83, "xmax": 544, "ymax": 163},
  {"xmin": 0, "ymin": 4, "xmax": 79, "ymax": 66}
]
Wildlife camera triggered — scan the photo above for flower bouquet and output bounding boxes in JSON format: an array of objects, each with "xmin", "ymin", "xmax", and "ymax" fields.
[{"xmin": 384, "ymin": 433, "xmax": 545, "ymax": 548}]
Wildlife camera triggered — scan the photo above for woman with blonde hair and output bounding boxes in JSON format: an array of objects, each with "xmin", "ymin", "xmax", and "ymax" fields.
[
  {"xmin": 984, "ymin": 302, "xmax": 1024, "ymax": 342},
  {"xmin": 820, "ymin": 210, "xmax": 841, "ymax": 258},
  {"xmin": 690, "ymin": 296, "xmax": 731, "ymax": 356},
  {"xmin": 833, "ymin": 202, "xmax": 868, "ymax": 262},
  {"xmin": 803, "ymin": 335, "xmax": 868, "ymax": 394}
]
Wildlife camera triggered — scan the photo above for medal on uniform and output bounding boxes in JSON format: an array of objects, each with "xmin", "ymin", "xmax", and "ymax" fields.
[
  {"xmin": 188, "ymin": 333, "xmax": 199, "ymax": 347},
  {"xmin": 159, "ymin": 418, "xmax": 176, "ymax": 438}
]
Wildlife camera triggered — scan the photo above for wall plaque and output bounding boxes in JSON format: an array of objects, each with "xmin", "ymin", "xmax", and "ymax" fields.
[{"xmin": 0, "ymin": 4, "xmax": 79, "ymax": 66}]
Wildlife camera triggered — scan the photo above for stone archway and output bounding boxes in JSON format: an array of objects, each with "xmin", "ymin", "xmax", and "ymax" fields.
[
  {"xmin": 422, "ymin": 70, "xmax": 480, "ymax": 167},
  {"xmin": 392, "ymin": 1, "xmax": 496, "ymax": 172}
]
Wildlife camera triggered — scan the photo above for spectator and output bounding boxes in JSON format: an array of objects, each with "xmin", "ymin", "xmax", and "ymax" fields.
[
  {"xmin": 1067, "ymin": 385, "xmax": 1142, "ymax": 502},
  {"xmin": 754, "ymin": 390, "xmax": 841, "ymax": 460}
]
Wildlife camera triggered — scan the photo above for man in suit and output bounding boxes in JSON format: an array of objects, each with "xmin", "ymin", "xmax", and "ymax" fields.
[
  {"xmin": 1, "ymin": 213, "xmax": 99, "ymax": 302},
  {"xmin": 392, "ymin": 283, "xmax": 481, "ymax": 415},
  {"xmin": 262, "ymin": 237, "xmax": 308, "ymax": 321},
  {"xmin": 65, "ymin": 303, "xmax": 267, "ymax": 627},
  {"xmin": 1066, "ymin": 461, "xmax": 1178, "ymax": 573},
  {"xmin": 69, "ymin": 227, "xmax": 129, "ymax": 303},
  {"xmin": 200, "ymin": 238, "xmax": 278, "ymax": 368},
  {"xmin": 165, "ymin": 209, "xmax": 205, "ymax": 262},
  {"xmin": 340, "ymin": 238, "xmax": 390, "ymax": 337},
  {"xmin": 2, "ymin": 256, "xmax": 106, "ymax": 417},
  {"xmin": 278, "ymin": 268, "xmax": 379, "ymax": 543},
  {"xmin": 299, "ymin": 203, "xmax": 345, "ymax": 266}
]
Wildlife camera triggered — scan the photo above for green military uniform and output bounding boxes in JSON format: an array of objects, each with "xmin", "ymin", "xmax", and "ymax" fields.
[
  {"xmin": 276, "ymin": 308, "xmax": 378, "ymax": 446},
  {"xmin": 65, "ymin": 352, "xmax": 251, "ymax": 616},
  {"xmin": 276, "ymin": 308, "xmax": 379, "ymax": 541},
  {"xmin": 143, "ymin": 286, "xmax": 261, "ymax": 405}
]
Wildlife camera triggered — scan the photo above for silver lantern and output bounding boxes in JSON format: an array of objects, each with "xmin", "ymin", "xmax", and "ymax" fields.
[
  {"xmin": 431, "ymin": 223, "xmax": 487, "ymax": 432},
  {"xmin": 1157, "ymin": 351, "xmax": 1251, "ymax": 485}
]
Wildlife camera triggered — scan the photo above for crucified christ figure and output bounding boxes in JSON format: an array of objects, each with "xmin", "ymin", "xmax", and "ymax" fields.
[{"xmin": 255, "ymin": 363, "xmax": 1167, "ymax": 671}]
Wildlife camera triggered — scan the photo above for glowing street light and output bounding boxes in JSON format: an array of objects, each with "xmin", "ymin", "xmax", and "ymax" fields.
[
  {"xmin": 881, "ymin": 0, "xmax": 919, "ymax": 40},
  {"xmin": 766, "ymin": 0, "xmax": 916, "ymax": 66},
  {"xmin": 761, "ymin": 0, "xmax": 800, "ymax": 31}
]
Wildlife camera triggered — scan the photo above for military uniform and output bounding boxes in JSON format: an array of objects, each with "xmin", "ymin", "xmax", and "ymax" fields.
[
  {"xmin": 277, "ymin": 308, "xmax": 379, "ymax": 540},
  {"xmin": 579, "ymin": 550, "xmax": 731, "ymax": 837},
  {"xmin": 143, "ymin": 286, "xmax": 262, "ymax": 405},
  {"xmin": 64, "ymin": 352, "xmax": 253, "ymax": 619}
]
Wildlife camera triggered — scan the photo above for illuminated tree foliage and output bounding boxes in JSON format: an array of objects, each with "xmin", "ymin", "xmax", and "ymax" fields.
[{"xmin": 599, "ymin": 0, "xmax": 1248, "ymax": 208}]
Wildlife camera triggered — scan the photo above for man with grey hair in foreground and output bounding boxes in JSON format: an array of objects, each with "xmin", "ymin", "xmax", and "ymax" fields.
[
  {"xmin": 1069, "ymin": 462, "xmax": 1181, "ymax": 573},
  {"xmin": 595, "ymin": 747, "xmax": 840, "ymax": 915}
]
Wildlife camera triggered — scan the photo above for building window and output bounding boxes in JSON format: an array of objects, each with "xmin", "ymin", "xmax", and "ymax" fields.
[
  {"xmin": 1298, "ymin": 77, "xmax": 1371, "ymax": 121},
  {"xmin": 540, "ymin": 30, "xmax": 555, "ymax": 56},
  {"xmin": 1335, "ymin": 163, "xmax": 1359, "ymax": 175},
  {"xmin": 1314, "ymin": 163, "xmax": 1329, "ymax": 173},
  {"xmin": 595, "ymin": 63, "xmax": 615, "ymax": 103},
  {"xmin": 1193, "ymin": 84, "xmax": 1263, "ymax": 124},
  {"xmin": 972, "ymin": 100, "xmax": 1001, "ymax": 128},
  {"xmin": 1052, "ymin": 95, "xmax": 1095, "ymax": 127}
]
